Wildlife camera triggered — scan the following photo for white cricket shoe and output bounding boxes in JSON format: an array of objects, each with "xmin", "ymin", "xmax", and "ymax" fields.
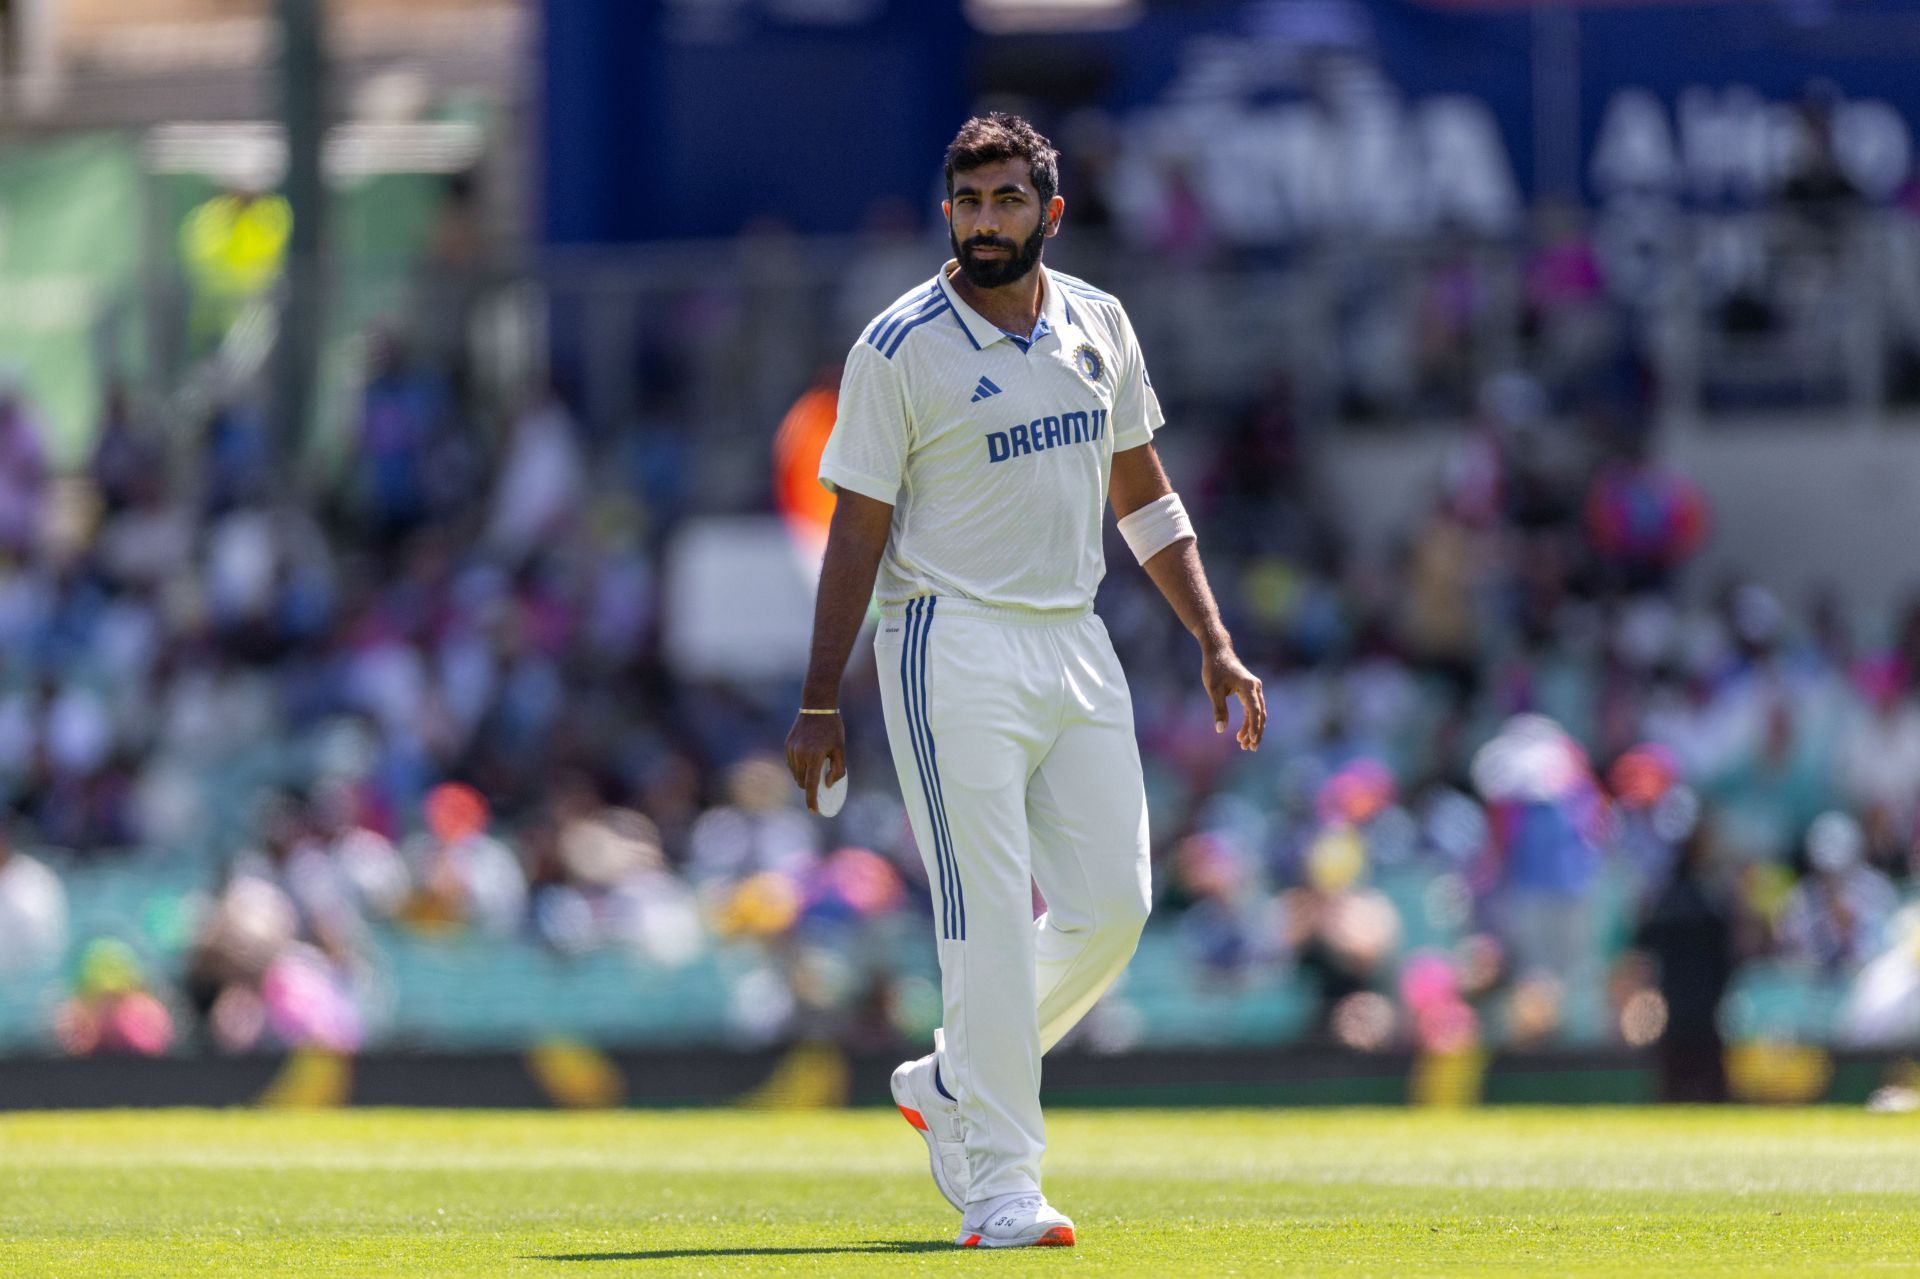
[
  {"xmin": 890, "ymin": 1029, "xmax": 968, "ymax": 1211},
  {"xmin": 956, "ymin": 1192, "xmax": 1076, "ymax": 1248}
]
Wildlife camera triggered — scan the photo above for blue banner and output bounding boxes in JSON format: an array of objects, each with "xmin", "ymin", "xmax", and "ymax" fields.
[
  {"xmin": 541, "ymin": 0, "xmax": 1920, "ymax": 244},
  {"xmin": 542, "ymin": 0, "xmax": 969, "ymax": 243},
  {"xmin": 1063, "ymin": 0, "xmax": 1920, "ymax": 243}
]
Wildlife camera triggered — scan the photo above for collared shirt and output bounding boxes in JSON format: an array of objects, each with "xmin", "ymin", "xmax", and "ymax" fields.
[{"xmin": 819, "ymin": 260, "xmax": 1164, "ymax": 611}]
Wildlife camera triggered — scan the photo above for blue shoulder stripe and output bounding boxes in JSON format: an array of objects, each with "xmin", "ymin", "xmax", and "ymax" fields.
[
  {"xmin": 883, "ymin": 303, "xmax": 952, "ymax": 358},
  {"xmin": 1052, "ymin": 272, "xmax": 1117, "ymax": 303},
  {"xmin": 870, "ymin": 280, "xmax": 940, "ymax": 330},
  {"xmin": 1058, "ymin": 283, "xmax": 1115, "ymax": 306},
  {"xmin": 871, "ymin": 295, "xmax": 945, "ymax": 352},
  {"xmin": 868, "ymin": 290, "xmax": 944, "ymax": 350},
  {"xmin": 865, "ymin": 284, "xmax": 943, "ymax": 349},
  {"xmin": 1053, "ymin": 269, "xmax": 1109, "ymax": 291},
  {"xmin": 863, "ymin": 293, "xmax": 921, "ymax": 345}
]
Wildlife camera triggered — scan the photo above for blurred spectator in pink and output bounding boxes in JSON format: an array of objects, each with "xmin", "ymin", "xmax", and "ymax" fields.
[
  {"xmin": 1398, "ymin": 950, "xmax": 1480, "ymax": 1056},
  {"xmin": 56, "ymin": 938, "xmax": 174, "ymax": 1056},
  {"xmin": 258, "ymin": 944, "xmax": 365, "ymax": 1053},
  {"xmin": 801, "ymin": 845, "xmax": 906, "ymax": 934},
  {"xmin": 186, "ymin": 791, "xmax": 373, "ymax": 1052},
  {"xmin": 188, "ymin": 871, "xmax": 295, "ymax": 1051}
]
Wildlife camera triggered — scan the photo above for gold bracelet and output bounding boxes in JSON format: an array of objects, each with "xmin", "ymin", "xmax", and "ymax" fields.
[{"xmin": 797, "ymin": 707, "xmax": 840, "ymax": 716}]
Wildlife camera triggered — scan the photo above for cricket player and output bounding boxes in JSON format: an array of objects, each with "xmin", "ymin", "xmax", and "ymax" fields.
[{"xmin": 784, "ymin": 113, "xmax": 1265, "ymax": 1249}]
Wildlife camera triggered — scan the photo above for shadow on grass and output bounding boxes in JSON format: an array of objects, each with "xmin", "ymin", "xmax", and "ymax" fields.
[{"xmin": 533, "ymin": 1241, "xmax": 952, "ymax": 1261}]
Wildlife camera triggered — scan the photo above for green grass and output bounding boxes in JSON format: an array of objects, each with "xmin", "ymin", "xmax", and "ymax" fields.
[{"xmin": 3, "ymin": 1107, "xmax": 1919, "ymax": 1276}]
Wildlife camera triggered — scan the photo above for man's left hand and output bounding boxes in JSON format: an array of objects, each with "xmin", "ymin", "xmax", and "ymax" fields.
[{"xmin": 1202, "ymin": 640, "xmax": 1265, "ymax": 751}]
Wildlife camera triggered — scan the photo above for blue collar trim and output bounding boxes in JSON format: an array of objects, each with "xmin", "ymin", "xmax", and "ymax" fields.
[{"xmin": 1000, "ymin": 312, "xmax": 1052, "ymax": 354}]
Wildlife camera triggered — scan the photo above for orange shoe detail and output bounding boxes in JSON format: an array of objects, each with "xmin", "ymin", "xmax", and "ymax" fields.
[
  {"xmin": 897, "ymin": 1104, "xmax": 928, "ymax": 1131},
  {"xmin": 961, "ymin": 1234, "xmax": 982, "ymax": 1247},
  {"xmin": 1036, "ymin": 1226, "xmax": 1075, "ymax": 1246}
]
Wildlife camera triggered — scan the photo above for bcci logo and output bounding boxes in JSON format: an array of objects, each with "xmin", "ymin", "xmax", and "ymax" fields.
[{"xmin": 1073, "ymin": 343, "xmax": 1105, "ymax": 384}]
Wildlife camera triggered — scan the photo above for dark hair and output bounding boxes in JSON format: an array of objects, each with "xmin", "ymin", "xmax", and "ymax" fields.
[{"xmin": 944, "ymin": 112, "xmax": 1059, "ymax": 206}]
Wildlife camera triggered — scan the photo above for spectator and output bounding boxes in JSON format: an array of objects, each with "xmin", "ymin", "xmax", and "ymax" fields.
[
  {"xmin": 1836, "ymin": 656, "xmax": 1920, "ymax": 850},
  {"xmin": 486, "ymin": 385, "xmax": 587, "ymax": 566},
  {"xmin": 1779, "ymin": 91, "xmax": 1862, "ymax": 244},
  {"xmin": 1634, "ymin": 814, "xmax": 1736, "ymax": 1102},
  {"xmin": 1521, "ymin": 203, "xmax": 1614, "ymax": 405},
  {"xmin": 55, "ymin": 939, "xmax": 174, "ymax": 1056},
  {"xmin": 0, "ymin": 826, "xmax": 66, "ymax": 971},
  {"xmin": 0, "ymin": 384, "xmax": 48, "ymax": 557},
  {"xmin": 1583, "ymin": 433, "xmax": 1710, "ymax": 593},
  {"xmin": 354, "ymin": 333, "xmax": 450, "ymax": 550},
  {"xmin": 88, "ymin": 386, "xmax": 161, "ymax": 518},
  {"xmin": 1472, "ymin": 715, "xmax": 1608, "ymax": 1000},
  {"xmin": 1780, "ymin": 812, "xmax": 1898, "ymax": 975},
  {"xmin": 399, "ymin": 782, "xmax": 527, "ymax": 938}
]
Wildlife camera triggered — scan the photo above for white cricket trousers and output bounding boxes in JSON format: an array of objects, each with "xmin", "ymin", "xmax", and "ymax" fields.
[{"xmin": 874, "ymin": 595, "xmax": 1152, "ymax": 1205}]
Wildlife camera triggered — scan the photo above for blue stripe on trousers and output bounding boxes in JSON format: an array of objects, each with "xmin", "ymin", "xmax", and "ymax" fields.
[
  {"xmin": 902, "ymin": 598, "xmax": 954, "ymax": 939},
  {"xmin": 913, "ymin": 597, "xmax": 965, "ymax": 940}
]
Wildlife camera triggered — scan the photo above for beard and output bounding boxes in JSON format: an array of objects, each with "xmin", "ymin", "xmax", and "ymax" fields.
[{"xmin": 951, "ymin": 217, "xmax": 1047, "ymax": 289}]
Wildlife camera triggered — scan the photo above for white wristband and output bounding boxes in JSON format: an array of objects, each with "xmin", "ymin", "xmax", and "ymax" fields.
[{"xmin": 1116, "ymin": 492, "xmax": 1195, "ymax": 565}]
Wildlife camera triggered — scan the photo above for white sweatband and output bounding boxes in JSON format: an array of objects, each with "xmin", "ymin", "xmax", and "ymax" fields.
[{"xmin": 1117, "ymin": 492, "xmax": 1195, "ymax": 565}]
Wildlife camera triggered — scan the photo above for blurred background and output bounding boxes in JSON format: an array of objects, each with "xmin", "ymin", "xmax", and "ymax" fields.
[{"xmin": 3, "ymin": 0, "xmax": 1920, "ymax": 1108}]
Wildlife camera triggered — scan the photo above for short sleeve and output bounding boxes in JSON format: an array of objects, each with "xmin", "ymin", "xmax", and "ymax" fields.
[
  {"xmin": 819, "ymin": 341, "xmax": 911, "ymax": 503},
  {"xmin": 1108, "ymin": 306, "xmax": 1164, "ymax": 452}
]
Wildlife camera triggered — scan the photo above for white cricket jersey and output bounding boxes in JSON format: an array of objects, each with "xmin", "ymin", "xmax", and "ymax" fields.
[{"xmin": 818, "ymin": 259, "xmax": 1165, "ymax": 612}]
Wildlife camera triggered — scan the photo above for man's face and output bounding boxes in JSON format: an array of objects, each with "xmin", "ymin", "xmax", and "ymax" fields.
[{"xmin": 944, "ymin": 157, "xmax": 1062, "ymax": 289}]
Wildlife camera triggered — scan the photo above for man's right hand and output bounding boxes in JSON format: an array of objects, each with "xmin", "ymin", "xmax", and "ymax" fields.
[
  {"xmin": 786, "ymin": 489, "xmax": 892, "ymax": 815},
  {"xmin": 785, "ymin": 712, "xmax": 848, "ymax": 814}
]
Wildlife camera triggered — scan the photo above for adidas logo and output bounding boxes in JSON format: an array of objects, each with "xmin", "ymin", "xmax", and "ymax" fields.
[{"xmin": 969, "ymin": 376, "xmax": 1002, "ymax": 402}]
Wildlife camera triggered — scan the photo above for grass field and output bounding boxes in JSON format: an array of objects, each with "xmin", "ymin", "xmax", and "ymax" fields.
[{"xmin": 3, "ymin": 1107, "xmax": 1919, "ymax": 1276}]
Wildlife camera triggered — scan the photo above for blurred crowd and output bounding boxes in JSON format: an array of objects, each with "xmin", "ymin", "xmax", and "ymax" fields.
[
  {"xmin": 0, "ymin": 334, "xmax": 935, "ymax": 1055},
  {"xmin": 1098, "ymin": 364, "xmax": 1920, "ymax": 1092},
  {"xmin": 4, "ymin": 171, "xmax": 1920, "ymax": 1075}
]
